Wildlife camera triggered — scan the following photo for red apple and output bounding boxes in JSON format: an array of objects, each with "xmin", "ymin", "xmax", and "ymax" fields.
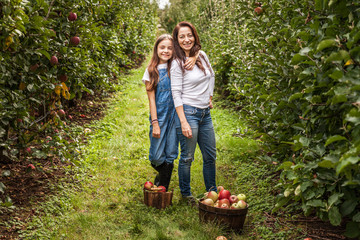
[
  {"xmin": 254, "ymin": 7, "xmax": 263, "ymax": 15},
  {"xmin": 206, "ymin": 191, "xmax": 218, "ymax": 202},
  {"xmin": 144, "ymin": 181, "xmax": 153, "ymax": 190},
  {"xmin": 237, "ymin": 200, "xmax": 247, "ymax": 209},
  {"xmin": 220, "ymin": 203, "xmax": 229, "ymax": 209},
  {"xmin": 70, "ymin": 36, "xmax": 80, "ymax": 46},
  {"xmin": 158, "ymin": 185, "xmax": 166, "ymax": 192},
  {"xmin": 25, "ymin": 147, "xmax": 31, "ymax": 154},
  {"xmin": 16, "ymin": 118, "xmax": 23, "ymax": 123},
  {"xmin": 68, "ymin": 12, "xmax": 77, "ymax": 21},
  {"xmin": 202, "ymin": 198, "xmax": 214, "ymax": 206},
  {"xmin": 229, "ymin": 195, "xmax": 239, "ymax": 204},
  {"xmin": 214, "ymin": 201, "xmax": 219, "ymax": 208},
  {"xmin": 30, "ymin": 64, "xmax": 39, "ymax": 72},
  {"xmin": 218, "ymin": 189, "xmax": 231, "ymax": 200},
  {"xmin": 218, "ymin": 198, "xmax": 230, "ymax": 208},
  {"xmin": 27, "ymin": 164, "xmax": 35, "ymax": 170},
  {"xmin": 58, "ymin": 109, "xmax": 65, "ymax": 115},
  {"xmin": 50, "ymin": 56, "xmax": 58, "ymax": 65},
  {"xmin": 217, "ymin": 186, "xmax": 224, "ymax": 192}
]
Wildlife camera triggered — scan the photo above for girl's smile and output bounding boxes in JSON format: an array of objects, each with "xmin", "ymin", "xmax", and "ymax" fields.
[{"xmin": 157, "ymin": 39, "xmax": 173, "ymax": 64}]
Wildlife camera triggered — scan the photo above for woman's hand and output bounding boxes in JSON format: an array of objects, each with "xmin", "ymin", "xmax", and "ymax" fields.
[
  {"xmin": 209, "ymin": 96, "xmax": 213, "ymax": 109},
  {"xmin": 184, "ymin": 57, "xmax": 196, "ymax": 70},
  {"xmin": 152, "ymin": 123, "xmax": 161, "ymax": 138},
  {"xmin": 181, "ymin": 121, "xmax": 193, "ymax": 138}
]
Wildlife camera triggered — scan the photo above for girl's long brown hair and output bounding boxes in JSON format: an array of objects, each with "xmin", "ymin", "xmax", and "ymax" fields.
[
  {"xmin": 172, "ymin": 21, "xmax": 212, "ymax": 75},
  {"xmin": 146, "ymin": 34, "xmax": 173, "ymax": 91}
]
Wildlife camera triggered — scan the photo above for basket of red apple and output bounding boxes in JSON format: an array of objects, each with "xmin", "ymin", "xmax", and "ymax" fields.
[
  {"xmin": 198, "ymin": 186, "xmax": 248, "ymax": 232},
  {"xmin": 143, "ymin": 181, "xmax": 173, "ymax": 209}
]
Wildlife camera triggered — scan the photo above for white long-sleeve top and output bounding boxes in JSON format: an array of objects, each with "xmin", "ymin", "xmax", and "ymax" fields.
[{"xmin": 170, "ymin": 50, "xmax": 215, "ymax": 109}]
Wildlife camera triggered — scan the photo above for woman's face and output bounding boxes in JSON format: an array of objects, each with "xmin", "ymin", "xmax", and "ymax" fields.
[
  {"xmin": 177, "ymin": 26, "xmax": 195, "ymax": 56},
  {"xmin": 157, "ymin": 39, "xmax": 173, "ymax": 64}
]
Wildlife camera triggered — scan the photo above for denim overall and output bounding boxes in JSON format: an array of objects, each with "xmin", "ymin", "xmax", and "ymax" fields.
[{"xmin": 149, "ymin": 64, "xmax": 178, "ymax": 167}]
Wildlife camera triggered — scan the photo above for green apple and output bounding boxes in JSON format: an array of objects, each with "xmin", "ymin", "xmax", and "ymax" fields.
[{"xmin": 237, "ymin": 193, "xmax": 246, "ymax": 201}]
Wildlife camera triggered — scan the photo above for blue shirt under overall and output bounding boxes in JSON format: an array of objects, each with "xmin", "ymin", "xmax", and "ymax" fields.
[{"xmin": 142, "ymin": 63, "xmax": 178, "ymax": 166}]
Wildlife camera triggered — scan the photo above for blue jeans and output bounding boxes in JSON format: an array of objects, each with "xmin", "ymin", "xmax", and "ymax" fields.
[{"xmin": 176, "ymin": 104, "xmax": 217, "ymax": 197}]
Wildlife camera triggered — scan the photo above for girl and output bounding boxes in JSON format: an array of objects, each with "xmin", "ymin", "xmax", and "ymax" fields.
[
  {"xmin": 142, "ymin": 34, "xmax": 197, "ymax": 191},
  {"xmin": 170, "ymin": 22, "xmax": 217, "ymax": 200}
]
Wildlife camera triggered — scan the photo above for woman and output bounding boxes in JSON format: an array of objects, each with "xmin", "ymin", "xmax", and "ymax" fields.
[
  {"xmin": 170, "ymin": 21, "xmax": 217, "ymax": 200},
  {"xmin": 142, "ymin": 34, "xmax": 197, "ymax": 191}
]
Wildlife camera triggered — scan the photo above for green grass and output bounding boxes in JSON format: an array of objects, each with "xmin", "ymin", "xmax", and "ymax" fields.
[{"xmin": 19, "ymin": 59, "xmax": 305, "ymax": 240}]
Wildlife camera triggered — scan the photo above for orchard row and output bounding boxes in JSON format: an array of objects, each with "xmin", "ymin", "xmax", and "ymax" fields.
[{"xmin": 160, "ymin": 0, "xmax": 360, "ymax": 238}]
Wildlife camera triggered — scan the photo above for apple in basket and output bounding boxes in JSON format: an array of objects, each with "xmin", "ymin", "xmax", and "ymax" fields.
[
  {"xmin": 218, "ymin": 189, "xmax": 231, "ymax": 200},
  {"xmin": 229, "ymin": 195, "xmax": 239, "ymax": 205},
  {"xmin": 237, "ymin": 200, "xmax": 247, "ymax": 209},
  {"xmin": 218, "ymin": 198, "xmax": 230, "ymax": 208},
  {"xmin": 206, "ymin": 191, "xmax": 218, "ymax": 202},
  {"xmin": 144, "ymin": 181, "xmax": 153, "ymax": 190},
  {"xmin": 201, "ymin": 198, "xmax": 214, "ymax": 206}
]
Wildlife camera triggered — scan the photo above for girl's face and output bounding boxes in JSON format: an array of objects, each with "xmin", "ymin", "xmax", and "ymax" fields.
[
  {"xmin": 157, "ymin": 39, "xmax": 173, "ymax": 64},
  {"xmin": 177, "ymin": 26, "xmax": 195, "ymax": 56}
]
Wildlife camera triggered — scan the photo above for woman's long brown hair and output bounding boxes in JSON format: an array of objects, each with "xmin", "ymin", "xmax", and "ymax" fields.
[
  {"xmin": 172, "ymin": 21, "xmax": 212, "ymax": 75},
  {"xmin": 146, "ymin": 34, "xmax": 173, "ymax": 91}
]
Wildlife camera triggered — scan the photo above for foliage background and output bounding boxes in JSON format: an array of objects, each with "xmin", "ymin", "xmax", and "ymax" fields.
[
  {"xmin": 160, "ymin": 0, "xmax": 360, "ymax": 238},
  {"xmin": 0, "ymin": 0, "xmax": 157, "ymax": 204}
]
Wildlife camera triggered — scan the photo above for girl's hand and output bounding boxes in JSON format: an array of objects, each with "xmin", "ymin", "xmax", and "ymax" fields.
[
  {"xmin": 152, "ymin": 123, "xmax": 161, "ymax": 138},
  {"xmin": 184, "ymin": 57, "xmax": 196, "ymax": 70},
  {"xmin": 181, "ymin": 121, "xmax": 192, "ymax": 138}
]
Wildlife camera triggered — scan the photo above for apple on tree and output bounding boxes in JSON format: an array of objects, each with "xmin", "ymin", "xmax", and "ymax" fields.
[{"xmin": 68, "ymin": 12, "xmax": 77, "ymax": 21}]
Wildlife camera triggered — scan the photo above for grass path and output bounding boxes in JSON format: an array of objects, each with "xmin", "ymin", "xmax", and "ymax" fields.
[{"xmin": 20, "ymin": 61, "xmax": 302, "ymax": 240}]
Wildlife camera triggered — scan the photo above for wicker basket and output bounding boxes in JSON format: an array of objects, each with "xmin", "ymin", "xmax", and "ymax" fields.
[
  {"xmin": 143, "ymin": 188, "xmax": 173, "ymax": 209},
  {"xmin": 198, "ymin": 200, "xmax": 248, "ymax": 232}
]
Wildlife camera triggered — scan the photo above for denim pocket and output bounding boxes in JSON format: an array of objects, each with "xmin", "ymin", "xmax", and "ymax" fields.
[{"xmin": 183, "ymin": 105, "xmax": 197, "ymax": 115}]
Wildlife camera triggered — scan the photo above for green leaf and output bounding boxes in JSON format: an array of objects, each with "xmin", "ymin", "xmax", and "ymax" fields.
[
  {"xmin": 328, "ymin": 193, "xmax": 343, "ymax": 208},
  {"xmin": 307, "ymin": 199, "xmax": 324, "ymax": 207},
  {"xmin": 353, "ymin": 212, "xmax": 360, "ymax": 222},
  {"xmin": 345, "ymin": 221, "xmax": 360, "ymax": 238},
  {"xmin": 329, "ymin": 206, "xmax": 342, "ymax": 226},
  {"xmin": 336, "ymin": 156, "xmax": 360, "ymax": 175},
  {"xmin": 288, "ymin": 92, "xmax": 303, "ymax": 102},
  {"xmin": 37, "ymin": 50, "xmax": 51, "ymax": 60},
  {"xmin": 318, "ymin": 160, "xmax": 335, "ymax": 168},
  {"xmin": 325, "ymin": 135, "xmax": 347, "ymax": 146},
  {"xmin": 325, "ymin": 50, "xmax": 350, "ymax": 63},
  {"xmin": 329, "ymin": 70, "xmax": 343, "ymax": 80},
  {"xmin": 316, "ymin": 39, "xmax": 336, "ymax": 51},
  {"xmin": 341, "ymin": 199, "xmax": 358, "ymax": 216},
  {"xmin": 291, "ymin": 54, "xmax": 307, "ymax": 64},
  {"xmin": 331, "ymin": 94, "xmax": 347, "ymax": 104}
]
